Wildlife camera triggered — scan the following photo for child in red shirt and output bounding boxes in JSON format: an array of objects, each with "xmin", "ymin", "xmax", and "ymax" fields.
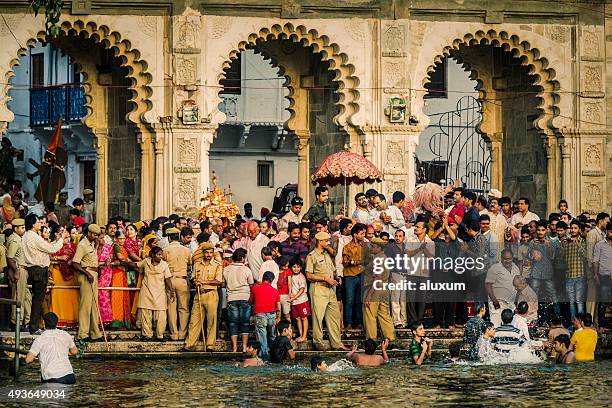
[{"xmin": 276, "ymin": 256, "xmax": 292, "ymax": 321}]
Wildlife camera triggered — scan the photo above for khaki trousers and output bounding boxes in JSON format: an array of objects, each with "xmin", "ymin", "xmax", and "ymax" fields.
[
  {"xmin": 310, "ymin": 284, "xmax": 343, "ymax": 349},
  {"xmin": 167, "ymin": 277, "xmax": 190, "ymax": 340},
  {"xmin": 390, "ymin": 272, "xmax": 406, "ymax": 326},
  {"xmin": 140, "ymin": 309, "xmax": 167, "ymax": 339},
  {"xmin": 185, "ymin": 289, "xmax": 219, "ymax": 348},
  {"xmin": 364, "ymin": 301, "xmax": 396, "ymax": 341},
  {"xmin": 11, "ymin": 266, "xmax": 31, "ymax": 325},
  {"xmin": 77, "ymin": 273, "xmax": 102, "ymax": 340}
]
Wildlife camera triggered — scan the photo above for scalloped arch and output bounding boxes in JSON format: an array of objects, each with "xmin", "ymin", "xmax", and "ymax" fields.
[
  {"xmin": 422, "ymin": 30, "xmax": 560, "ymax": 133},
  {"xmin": 4, "ymin": 20, "xmax": 153, "ymax": 128},
  {"xmin": 216, "ymin": 23, "xmax": 360, "ymax": 131}
]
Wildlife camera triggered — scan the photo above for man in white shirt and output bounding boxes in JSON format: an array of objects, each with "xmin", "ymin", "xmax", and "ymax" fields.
[
  {"xmin": 281, "ymin": 196, "xmax": 304, "ymax": 225},
  {"xmin": 378, "ymin": 191, "xmax": 406, "ymax": 236},
  {"xmin": 485, "ymin": 249, "xmax": 520, "ymax": 327},
  {"xmin": 210, "ymin": 218, "xmax": 224, "ymax": 245},
  {"xmin": 22, "ymin": 214, "xmax": 63, "ymax": 334},
  {"xmin": 509, "ymin": 197, "xmax": 539, "ymax": 227},
  {"xmin": 475, "ymin": 195, "xmax": 489, "ymax": 216},
  {"xmin": 246, "ymin": 221, "xmax": 270, "ymax": 278},
  {"xmin": 511, "ymin": 301, "xmax": 531, "ymax": 341},
  {"xmin": 488, "ymin": 196, "xmax": 508, "ymax": 244},
  {"xmin": 257, "ymin": 246, "xmax": 280, "ymax": 287},
  {"xmin": 352, "ymin": 193, "xmax": 372, "ymax": 224},
  {"xmin": 25, "ymin": 312, "xmax": 77, "ymax": 384}
]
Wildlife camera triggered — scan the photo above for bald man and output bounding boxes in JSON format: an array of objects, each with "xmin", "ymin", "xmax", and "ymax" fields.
[{"xmin": 245, "ymin": 221, "xmax": 269, "ymax": 279}]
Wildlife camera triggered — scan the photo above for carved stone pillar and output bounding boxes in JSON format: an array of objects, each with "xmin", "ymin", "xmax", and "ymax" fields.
[
  {"xmin": 152, "ymin": 123, "xmax": 171, "ymax": 216},
  {"xmin": 137, "ymin": 125, "xmax": 155, "ymax": 220},
  {"xmin": 488, "ymin": 133, "xmax": 503, "ymax": 191},
  {"xmin": 543, "ymin": 134, "xmax": 559, "ymax": 214},
  {"xmin": 367, "ymin": 125, "xmax": 421, "ymax": 196},
  {"xmin": 559, "ymin": 130, "xmax": 578, "ymax": 214},
  {"xmin": 93, "ymin": 129, "xmax": 109, "ymax": 225},
  {"xmin": 199, "ymin": 128, "xmax": 215, "ymax": 199},
  {"xmin": 168, "ymin": 124, "xmax": 217, "ymax": 217},
  {"xmin": 294, "ymin": 130, "xmax": 311, "ymax": 208},
  {"xmin": 560, "ymin": 128, "xmax": 610, "ymax": 214}
]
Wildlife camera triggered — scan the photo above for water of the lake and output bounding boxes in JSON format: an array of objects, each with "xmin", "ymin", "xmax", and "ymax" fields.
[{"xmin": 1, "ymin": 357, "xmax": 611, "ymax": 407}]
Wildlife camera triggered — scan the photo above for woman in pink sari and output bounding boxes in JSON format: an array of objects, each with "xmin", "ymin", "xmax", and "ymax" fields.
[
  {"xmin": 97, "ymin": 233, "xmax": 114, "ymax": 326},
  {"xmin": 124, "ymin": 224, "xmax": 142, "ymax": 319}
]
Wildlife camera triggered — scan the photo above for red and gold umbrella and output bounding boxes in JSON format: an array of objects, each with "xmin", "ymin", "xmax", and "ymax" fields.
[{"xmin": 311, "ymin": 150, "xmax": 384, "ymax": 214}]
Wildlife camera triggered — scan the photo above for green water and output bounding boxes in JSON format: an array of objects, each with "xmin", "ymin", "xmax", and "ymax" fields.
[{"xmin": 1, "ymin": 358, "xmax": 611, "ymax": 407}]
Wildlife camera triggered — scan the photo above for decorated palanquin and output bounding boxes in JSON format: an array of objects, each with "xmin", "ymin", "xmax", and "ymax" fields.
[{"xmin": 199, "ymin": 172, "xmax": 240, "ymax": 221}]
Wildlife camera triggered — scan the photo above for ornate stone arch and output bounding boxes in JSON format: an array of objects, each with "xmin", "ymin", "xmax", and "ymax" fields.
[
  {"xmin": 2, "ymin": 19, "xmax": 153, "ymax": 127},
  {"xmin": 418, "ymin": 29, "xmax": 561, "ymax": 134},
  {"xmin": 214, "ymin": 23, "xmax": 361, "ymax": 132}
]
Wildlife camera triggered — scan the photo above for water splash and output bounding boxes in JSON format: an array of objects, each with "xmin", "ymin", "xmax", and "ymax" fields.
[{"xmin": 327, "ymin": 359, "xmax": 355, "ymax": 372}]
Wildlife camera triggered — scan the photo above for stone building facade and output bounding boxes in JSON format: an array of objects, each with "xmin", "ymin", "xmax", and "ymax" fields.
[{"xmin": 0, "ymin": 0, "xmax": 610, "ymax": 224}]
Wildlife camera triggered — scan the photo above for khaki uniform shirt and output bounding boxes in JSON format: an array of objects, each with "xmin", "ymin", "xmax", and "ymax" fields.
[
  {"xmin": 6, "ymin": 233, "xmax": 25, "ymax": 266},
  {"xmin": 193, "ymin": 259, "xmax": 223, "ymax": 290},
  {"xmin": 305, "ymin": 248, "xmax": 336, "ymax": 279},
  {"xmin": 0, "ymin": 244, "xmax": 6, "ymax": 270},
  {"xmin": 73, "ymin": 237, "xmax": 99, "ymax": 268},
  {"xmin": 138, "ymin": 259, "xmax": 172, "ymax": 310},
  {"xmin": 163, "ymin": 241, "xmax": 191, "ymax": 277}
]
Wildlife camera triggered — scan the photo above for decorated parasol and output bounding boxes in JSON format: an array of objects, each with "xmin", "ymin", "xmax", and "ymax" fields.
[{"xmin": 311, "ymin": 149, "xmax": 384, "ymax": 215}]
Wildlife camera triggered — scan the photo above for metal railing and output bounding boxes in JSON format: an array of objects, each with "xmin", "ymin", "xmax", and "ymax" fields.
[
  {"xmin": 30, "ymin": 84, "xmax": 87, "ymax": 126},
  {"xmin": 0, "ymin": 297, "xmax": 24, "ymax": 380}
]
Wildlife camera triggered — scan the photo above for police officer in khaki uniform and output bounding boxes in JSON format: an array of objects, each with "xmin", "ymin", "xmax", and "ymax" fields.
[
  {"xmin": 183, "ymin": 243, "xmax": 223, "ymax": 351},
  {"xmin": 163, "ymin": 227, "xmax": 191, "ymax": 340},
  {"xmin": 73, "ymin": 224, "xmax": 102, "ymax": 341},
  {"xmin": 6, "ymin": 219, "xmax": 32, "ymax": 329},
  {"xmin": 362, "ymin": 238, "xmax": 396, "ymax": 342},
  {"xmin": 306, "ymin": 231, "xmax": 347, "ymax": 351}
]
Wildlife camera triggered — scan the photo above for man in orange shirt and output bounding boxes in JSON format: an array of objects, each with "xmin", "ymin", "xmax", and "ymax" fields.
[{"xmin": 342, "ymin": 223, "xmax": 367, "ymax": 330}]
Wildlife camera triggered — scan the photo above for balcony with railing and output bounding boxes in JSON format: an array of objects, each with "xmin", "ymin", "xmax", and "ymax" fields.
[{"xmin": 30, "ymin": 84, "xmax": 87, "ymax": 126}]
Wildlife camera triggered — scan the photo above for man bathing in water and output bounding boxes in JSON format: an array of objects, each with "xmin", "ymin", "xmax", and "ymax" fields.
[
  {"xmin": 25, "ymin": 312, "xmax": 78, "ymax": 384},
  {"xmin": 240, "ymin": 342, "xmax": 265, "ymax": 367},
  {"xmin": 553, "ymin": 334, "xmax": 576, "ymax": 364},
  {"xmin": 346, "ymin": 339, "xmax": 389, "ymax": 366}
]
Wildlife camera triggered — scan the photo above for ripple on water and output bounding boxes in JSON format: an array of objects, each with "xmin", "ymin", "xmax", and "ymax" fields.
[{"xmin": 1, "ymin": 358, "xmax": 611, "ymax": 407}]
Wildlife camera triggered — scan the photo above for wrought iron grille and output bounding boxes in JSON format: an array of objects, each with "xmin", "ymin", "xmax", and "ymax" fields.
[
  {"xmin": 424, "ymin": 95, "xmax": 491, "ymax": 193},
  {"xmin": 30, "ymin": 85, "xmax": 86, "ymax": 126}
]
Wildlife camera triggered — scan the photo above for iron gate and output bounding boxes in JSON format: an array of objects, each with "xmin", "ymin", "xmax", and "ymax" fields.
[{"xmin": 421, "ymin": 95, "xmax": 491, "ymax": 194}]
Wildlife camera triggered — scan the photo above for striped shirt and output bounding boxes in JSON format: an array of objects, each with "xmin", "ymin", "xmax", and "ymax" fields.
[{"xmin": 491, "ymin": 325, "xmax": 526, "ymax": 353}]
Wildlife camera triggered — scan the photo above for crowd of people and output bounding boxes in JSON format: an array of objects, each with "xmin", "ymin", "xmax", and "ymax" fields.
[{"xmin": 1, "ymin": 183, "xmax": 610, "ymax": 373}]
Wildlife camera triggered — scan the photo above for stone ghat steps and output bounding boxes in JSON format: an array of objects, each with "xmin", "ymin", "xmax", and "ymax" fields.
[
  {"xmin": 2, "ymin": 329, "xmax": 611, "ymax": 359},
  {"xmin": 0, "ymin": 328, "xmax": 469, "ymax": 357}
]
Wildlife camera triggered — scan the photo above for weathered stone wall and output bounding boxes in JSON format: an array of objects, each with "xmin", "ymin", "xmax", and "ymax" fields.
[{"xmin": 606, "ymin": 9, "xmax": 612, "ymax": 212}]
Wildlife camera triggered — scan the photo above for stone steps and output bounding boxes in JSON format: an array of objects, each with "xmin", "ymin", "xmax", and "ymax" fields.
[
  {"xmin": 2, "ymin": 329, "xmax": 610, "ymax": 359},
  {"xmin": 1, "ymin": 328, "xmax": 465, "ymax": 357}
]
